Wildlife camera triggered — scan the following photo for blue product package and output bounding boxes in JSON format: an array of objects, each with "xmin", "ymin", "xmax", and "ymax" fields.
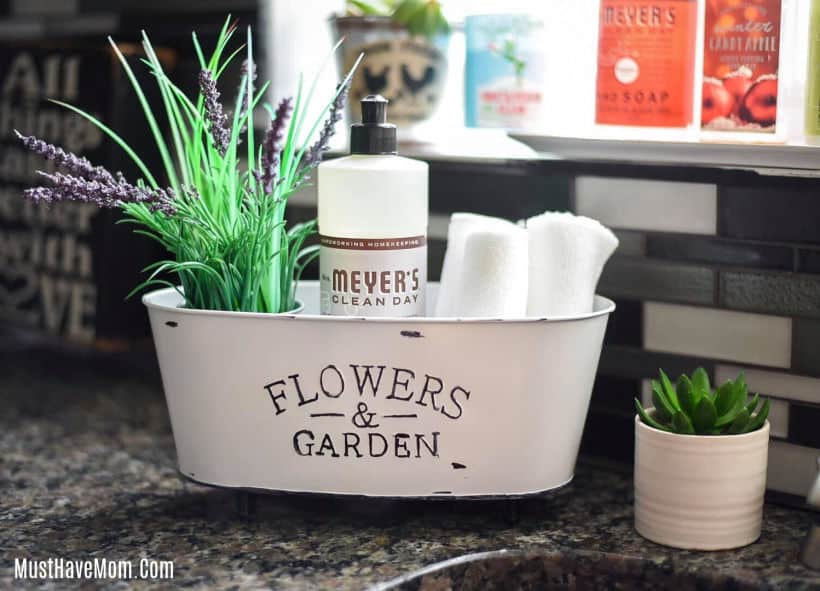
[{"xmin": 464, "ymin": 13, "xmax": 546, "ymax": 129}]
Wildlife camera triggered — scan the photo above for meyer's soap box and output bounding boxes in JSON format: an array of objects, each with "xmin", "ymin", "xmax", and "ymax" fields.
[{"xmin": 143, "ymin": 281, "xmax": 614, "ymax": 499}]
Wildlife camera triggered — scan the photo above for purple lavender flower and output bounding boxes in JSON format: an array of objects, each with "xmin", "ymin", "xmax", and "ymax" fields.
[
  {"xmin": 23, "ymin": 185, "xmax": 74, "ymax": 205},
  {"xmin": 16, "ymin": 130, "xmax": 180, "ymax": 215},
  {"xmin": 15, "ymin": 130, "xmax": 115, "ymax": 183},
  {"xmin": 199, "ymin": 69, "xmax": 230, "ymax": 156},
  {"xmin": 296, "ymin": 80, "xmax": 349, "ymax": 181},
  {"xmin": 256, "ymin": 97, "xmax": 293, "ymax": 194},
  {"xmin": 26, "ymin": 172, "xmax": 178, "ymax": 215}
]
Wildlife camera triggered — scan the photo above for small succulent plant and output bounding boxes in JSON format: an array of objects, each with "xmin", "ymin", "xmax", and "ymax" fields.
[{"xmin": 635, "ymin": 368, "xmax": 770, "ymax": 435}]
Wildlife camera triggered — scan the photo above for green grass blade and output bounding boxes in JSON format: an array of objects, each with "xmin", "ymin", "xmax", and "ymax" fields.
[
  {"xmin": 287, "ymin": 52, "xmax": 364, "ymax": 182},
  {"xmin": 245, "ymin": 26, "xmax": 256, "ymax": 195},
  {"xmin": 279, "ymin": 74, "xmax": 304, "ymax": 190},
  {"xmin": 216, "ymin": 45, "xmax": 246, "ymax": 79},
  {"xmin": 289, "ymin": 37, "xmax": 345, "ymax": 155},
  {"xmin": 142, "ymin": 33, "xmax": 191, "ymax": 187},
  {"xmin": 192, "ymin": 31, "xmax": 207, "ymax": 69},
  {"xmin": 108, "ymin": 36, "xmax": 179, "ymax": 191},
  {"xmin": 205, "ymin": 16, "xmax": 238, "ymax": 74},
  {"xmin": 127, "ymin": 277, "xmax": 183, "ymax": 301},
  {"xmin": 291, "ymin": 245, "xmax": 319, "ymax": 307},
  {"xmin": 49, "ymin": 99, "xmax": 158, "ymax": 188}
]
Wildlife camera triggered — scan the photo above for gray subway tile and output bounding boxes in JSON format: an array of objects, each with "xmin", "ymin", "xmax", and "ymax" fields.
[
  {"xmin": 797, "ymin": 249, "xmax": 820, "ymax": 274},
  {"xmin": 604, "ymin": 299, "xmax": 643, "ymax": 347},
  {"xmin": 430, "ymin": 162, "xmax": 570, "ymax": 218},
  {"xmin": 428, "ymin": 239, "xmax": 446, "ymax": 281},
  {"xmin": 13, "ymin": 0, "xmax": 77, "ymax": 15},
  {"xmin": 598, "ymin": 345, "xmax": 716, "ymax": 383},
  {"xmin": 647, "ymin": 234, "xmax": 793, "ymax": 271},
  {"xmin": 580, "ymin": 410, "xmax": 634, "ymax": 464},
  {"xmin": 576, "ymin": 177, "xmax": 717, "ymax": 234},
  {"xmin": 720, "ymin": 271, "xmax": 820, "ymax": 318},
  {"xmin": 716, "ymin": 365, "xmax": 820, "ymax": 406},
  {"xmin": 788, "ymin": 403, "xmax": 820, "ymax": 449},
  {"xmin": 719, "ymin": 186, "xmax": 820, "ymax": 244},
  {"xmin": 613, "ymin": 230, "xmax": 646, "ymax": 257},
  {"xmin": 589, "ymin": 375, "xmax": 642, "ymax": 415},
  {"xmin": 286, "ymin": 204, "xmax": 317, "ymax": 224},
  {"xmin": 599, "ymin": 257, "xmax": 715, "ymax": 305},
  {"xmin": 645, "ymin": 302, "xmax": 792, "ymax": 368},
  {"xmin": 791, "ymin": 318, "xmax": 820, "ymax": 377},
  {"xmin": 768, "ymin": 440, "xmax": 820, "ymax": 496}
]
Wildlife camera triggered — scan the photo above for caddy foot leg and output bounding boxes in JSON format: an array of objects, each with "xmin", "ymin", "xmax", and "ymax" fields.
[
  {"xmin": 236, "ymin": 491, "xmax": 257, "ymax": 520},
  {"xmin": 504, "ymin": 500, "xmax": 520, "ymax": 525}
]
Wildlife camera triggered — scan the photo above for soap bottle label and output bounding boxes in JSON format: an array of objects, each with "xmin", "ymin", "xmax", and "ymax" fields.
[
  {"xmin": 702, "ymin": 0, "xmax": 781, "ymax": 132},
  {"xmin": 319, "ymin": 235, "xmax": 427, "ymax": 317},
  {"xmin": 595, "ymin": 0, "xmax": 698, "ymax": 127},
  {"xmin": 807, "ymin": 0, "xmax": 820, "ymax": 137},
  {"xmin": 464, "ymin": 14, "xmax": 547, "ymax": 129}
]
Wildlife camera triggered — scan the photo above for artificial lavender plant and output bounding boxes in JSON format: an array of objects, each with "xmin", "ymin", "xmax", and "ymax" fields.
[{"xmin": 17, "ymin": 17, "xmax": 361, "ymax": 313}]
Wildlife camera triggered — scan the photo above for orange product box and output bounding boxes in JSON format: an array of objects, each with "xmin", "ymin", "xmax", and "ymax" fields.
[
  {"xmin": 596, "ymin": 0, "xmax": 698, "ymax": 127},
  {"xmin": 701, "ymin": 0, "xmax": 781, "ymax": 132}
]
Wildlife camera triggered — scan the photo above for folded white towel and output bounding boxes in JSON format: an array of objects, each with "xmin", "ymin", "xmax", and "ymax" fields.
[
  {"xmin": 526, "ymin": 212, "xmax": 618, "ymax": 317},
  {"xmin": 456, "ymin": 228, "xmax": 529, "ymax": 318},
  {"xmin": 435, "ymin": 213, "xmax": 518, "ymax": 317}
]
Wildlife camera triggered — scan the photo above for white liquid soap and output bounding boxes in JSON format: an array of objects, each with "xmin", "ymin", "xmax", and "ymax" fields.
[{"xmin": 318, "ymin": 95, "xmax": 429, "ymax": 316}]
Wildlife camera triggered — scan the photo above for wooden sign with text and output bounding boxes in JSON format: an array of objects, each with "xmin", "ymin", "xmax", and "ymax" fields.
[{"xmin": 0, "ymin": 42, "xmax": 168, "ymax": 343}]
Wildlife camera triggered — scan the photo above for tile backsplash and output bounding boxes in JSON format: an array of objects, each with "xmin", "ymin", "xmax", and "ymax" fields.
[
  {"xmin": 575, "ymin": 176, "xmax": 717, "ymax": 235},
  {"xmin": 643, "ymin": 302, "xmax": 793, "ymax": 368}
]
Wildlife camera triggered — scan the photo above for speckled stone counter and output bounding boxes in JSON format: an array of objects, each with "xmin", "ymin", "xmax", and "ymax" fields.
[{"xmin": 1, "ymin": 345, "xmax": 818, "ymax": 590}]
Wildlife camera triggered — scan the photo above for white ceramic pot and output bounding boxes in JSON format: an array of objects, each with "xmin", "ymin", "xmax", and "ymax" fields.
[
  {"xmin": 331, "ymin": 16, "xmax": 449, "ymax": 128},
  {"xmin": 634, "ymin": 413, "xmax": 770, "ymax": 550},
  {"xmin": 143, "ymin": 281, "xmax": 614, "ymax": 498}
]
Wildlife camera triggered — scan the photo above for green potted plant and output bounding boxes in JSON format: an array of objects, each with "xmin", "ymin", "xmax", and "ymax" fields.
[
  {"xmin": 331, "ymin": 0, "xmax": 450, "ymax": 128},
  {"xmin": 15, "ymin": 18, "xmax": 359, "ymax": 315},
  {"xmin": 634, "ymin": 368, "xmax": 771, "ymax": 550}
]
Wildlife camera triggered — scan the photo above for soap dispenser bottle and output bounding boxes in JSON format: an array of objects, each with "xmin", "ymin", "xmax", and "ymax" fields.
[{"xmin": 318, "ymin": 95, "xmax": 428, "ymax": 317}]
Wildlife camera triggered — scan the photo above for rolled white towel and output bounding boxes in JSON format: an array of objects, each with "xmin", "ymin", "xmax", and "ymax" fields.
[
  {"xmin": 456, "ymin": 227, "xmax": 529, "ymax": 318},
  {"xmin": 526, "ymin": 211, "xmax": 618, "ymax": 317},
  {"xmin": 435, "ymin": 212, "xmax": 518, "ymax": 317}
]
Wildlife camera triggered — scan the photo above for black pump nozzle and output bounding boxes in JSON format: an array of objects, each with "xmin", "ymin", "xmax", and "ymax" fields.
[
  {"xmin": 361, "ymin": 94, "xmax": 388, "ymax": 124},
  {"xmin": 350, "ymin": 95, "xmax": 397, "ymax": 155}
]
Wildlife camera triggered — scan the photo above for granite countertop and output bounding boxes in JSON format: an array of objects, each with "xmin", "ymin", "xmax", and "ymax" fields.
[{"xmin": 1, "ymin": 344, "xmax": 818, "ymax": 590}]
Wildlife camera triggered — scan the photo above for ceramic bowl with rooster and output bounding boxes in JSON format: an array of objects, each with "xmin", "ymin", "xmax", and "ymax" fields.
[{"xmin": 331, "ymin": 15, "xmax": 449, "ymax": 130}]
